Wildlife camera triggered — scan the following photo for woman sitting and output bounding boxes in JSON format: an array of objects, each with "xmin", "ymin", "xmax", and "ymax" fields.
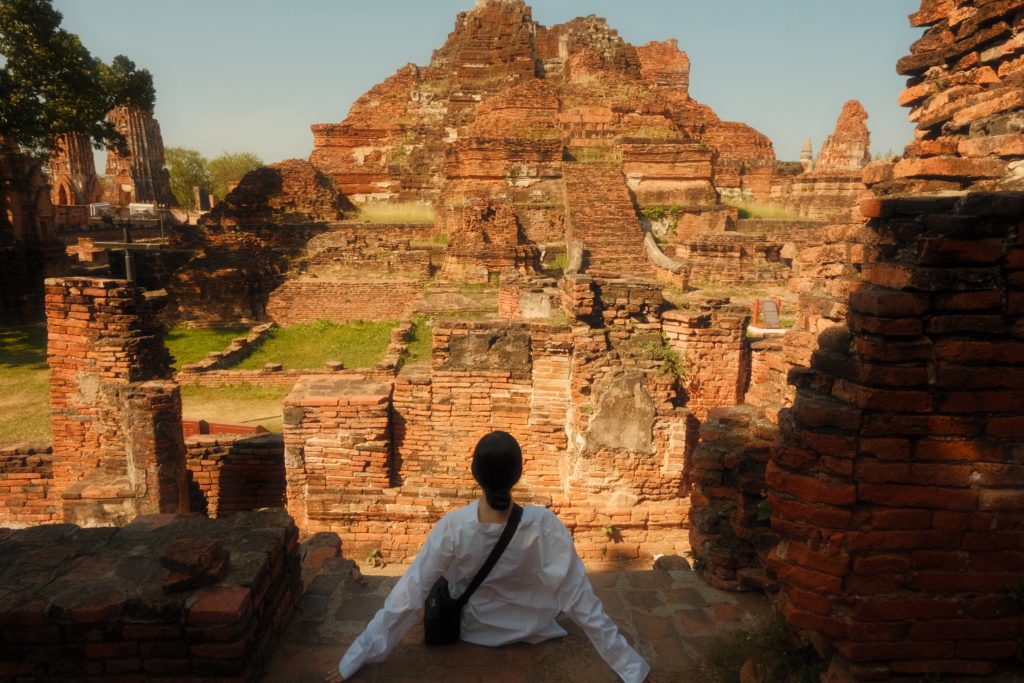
[{"xmin": 326, "ymin": 430, "xmax": 651, "ymax": 682}]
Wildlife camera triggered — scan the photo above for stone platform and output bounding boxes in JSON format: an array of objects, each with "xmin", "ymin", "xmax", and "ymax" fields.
[{"xmin": 264, "ymin": 557, "xmax": 772, "ymax": 682}]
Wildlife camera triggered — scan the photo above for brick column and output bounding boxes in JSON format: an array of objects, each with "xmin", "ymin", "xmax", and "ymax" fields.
[{"xmin": 45, "ymin": 277, "xmax": 187, "ymax": 524}]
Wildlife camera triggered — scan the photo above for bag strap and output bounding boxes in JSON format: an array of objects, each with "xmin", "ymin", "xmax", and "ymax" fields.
[{"xmin": 455, "ymin": 503, "xmax": 523, "ymax": 608}]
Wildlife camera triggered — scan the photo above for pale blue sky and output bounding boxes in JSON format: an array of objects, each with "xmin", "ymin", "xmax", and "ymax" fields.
[{"xmin": 53, "ymin": 0, "xmax": 921, "ymax": 165}]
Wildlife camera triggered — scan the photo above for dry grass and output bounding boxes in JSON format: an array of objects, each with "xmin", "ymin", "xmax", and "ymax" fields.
[
  {"xmin": 0, "ymin": 326, "xmax": 50, "ymax": 444},
  {"xmin": 726, "ymin": 200, "xmax": 802, "ymax": 221},
  {"xmin": 356, "ymin": 201, "xmax": 435, "ymax": 225},
  {"xmin": 179, "ymin": 384, "xmax": 290, "ymax": 433}
]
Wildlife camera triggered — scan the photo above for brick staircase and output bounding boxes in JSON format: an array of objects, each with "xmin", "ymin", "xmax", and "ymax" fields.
[{"xmin": 561, "ymin": 162, "xmax": 654, "ymax": 278}]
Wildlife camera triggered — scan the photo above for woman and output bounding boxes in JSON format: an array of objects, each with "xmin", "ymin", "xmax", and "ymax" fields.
[{"xmin": 326, "ymin": 431, "xmax": 651, "ymax": 682}]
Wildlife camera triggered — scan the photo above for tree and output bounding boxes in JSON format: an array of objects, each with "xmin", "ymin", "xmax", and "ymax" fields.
[
  {"xmin": 0, "ymin": 0, "xmax": 114, "ymax": 153},
  {"xmin": 100, "ymin": 55, "xmax": 156, "ymax": 112},
  {"xmin": 165, "ymin": 147, "xmax": 211, "ymax": 210},
  {"xmin": 207, "ymin": 151, "xmax": 263, "ymax": 200}
]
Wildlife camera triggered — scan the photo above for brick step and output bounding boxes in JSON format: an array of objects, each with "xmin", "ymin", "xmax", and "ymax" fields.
[{"xmin": 562, "ymin": 162, "xmax": 653, "ymax": 278}]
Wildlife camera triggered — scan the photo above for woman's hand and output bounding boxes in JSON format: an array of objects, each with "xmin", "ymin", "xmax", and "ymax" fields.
[{"xmin": 324, "ymin": 666, "xmax": 345, "ymax": 682}]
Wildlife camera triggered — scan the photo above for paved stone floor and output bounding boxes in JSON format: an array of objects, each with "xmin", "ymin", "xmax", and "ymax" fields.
[{"xmin": 263, "ymin": 556, "xmax": 772, "ymax": 682}]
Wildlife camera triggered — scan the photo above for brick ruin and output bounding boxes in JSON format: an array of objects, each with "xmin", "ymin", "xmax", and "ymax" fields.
[
  {"xmin": 769, "ymin": 100, "xmax": 873, "ymax": 223},
  {"xmin": 46, "ymin": 278, "xmax": 189, "ymax": 526},
  {"xmin": 103, "ymin": 105, "xmax": 177, "ymax": 208},
  {"xmin": 48, "ymin": 132, "xmax": 104, "ymax": 208},
  {"xmin": 687, "ymin": 0, "xmax": 1024, "ymax": 678},
  {"xmin": 3, "ymin": 0, "xmax": 1024, "ymax": 679},
  {"xmin": 0, "ymin": 510, "xmax": 301, "ymax": 682},
  {"xmin": 0, "ymin": 138, "xmax": 67, "ymax": 323}
]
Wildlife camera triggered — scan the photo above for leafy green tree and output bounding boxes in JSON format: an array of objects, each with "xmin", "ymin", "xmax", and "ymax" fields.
[
  {"xmin": 165, "ymin": 147, "xmax": 211, "ymax": 210},
  {"xmin": 207, "ymin": 151, "xmax": 263, "ymax": 200},
  {"xmin": 0, "ymin": 0, "xmax": 115, "ymax": 153},
  {"xmin": 100, "ymin": 55, "xmax": 156, "ymax": 112}
]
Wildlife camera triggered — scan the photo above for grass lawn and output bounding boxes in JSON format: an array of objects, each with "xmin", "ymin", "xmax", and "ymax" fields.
[
  {"xmin": 180, "ymin": 384, "xmax": 290, "ymax": 433},
  {"xmin": 356, "ymin": 201, "xmax": 435, "ymax": 225},
  {"xmin": 403, "ymin": 316, "xmax": 433, "ymax": 365},
  {"xmin": 0, "ymin": 326, "xmax": 50, "ymax": 444},
  {"xmin": 165, "ymin": 325, "xmax": 250, "ymax": 370},
  {"xmin": 235, "ymin": 319, "xmax": 398, "ymax": 370}
]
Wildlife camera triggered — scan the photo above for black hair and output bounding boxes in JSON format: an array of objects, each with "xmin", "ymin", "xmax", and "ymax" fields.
[{"xmin": 471, "ymin": 430, "xmax": 523, "ymax": 511}]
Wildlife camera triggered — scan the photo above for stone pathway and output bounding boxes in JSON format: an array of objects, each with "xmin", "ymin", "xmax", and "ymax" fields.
[{"xmin": 263, "ymin": 557, "xmax": 772, "ymax": 682}]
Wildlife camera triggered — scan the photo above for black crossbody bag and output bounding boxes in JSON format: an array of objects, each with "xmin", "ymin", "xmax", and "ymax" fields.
[{"xmin": 423, "ymin": 503, "xmax": 523, "ymax": 646}]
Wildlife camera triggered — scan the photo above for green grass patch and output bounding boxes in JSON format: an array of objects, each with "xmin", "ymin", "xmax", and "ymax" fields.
[
  {"xmin": 356, "ymin": 201, "xmax": 435, "ymax": 225},
  {"xmin": 566, "ymin": 147, "xmax": 622, "ymax": 164},
  {"xmin": 165, "ymin": 325, "xmax": 250, "ymax": 370},
  {"xmin": 726, "ymin": 200, "xmax": 802, "ymax": 221},
  {"xmin": 235, "ymin": 319, "xmax": 397, "ymax": 370},
  {"xmin": 693, "ymin": 612, "xmax": 826, "ymax": 683},
  {"xmin": 0, "ymin": 326, "xmax": 51, "ymax": 444},
  {"xmin": 180, "ymin": 384, "xmax": 290, "ymax": 433},
  {"xmin": 409, "ymin": 234, "xmax": 449, "ymax": 248},
  {"xmin": 403, "ymin": 316, "xmax": 433, "ymax": 366}
]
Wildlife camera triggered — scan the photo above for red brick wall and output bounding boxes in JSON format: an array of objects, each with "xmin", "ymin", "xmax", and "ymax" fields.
[
  {"xmin": 185, "ymin": 434, "xmax": 285, "ymax": 517},
  {"xmin": 283, "ymin": 319, "xmax": 698, "ymax": 565},
  {"xmin": 664, "ymin": 306, "xmax": 751, "ymax": 420},
  {"xmin": 45, "ymin": 277, "xmax": 189, "ymax": 525},
  {"xmin": 0, "ymin": 510, "xmax": 301, "ymax": 681},
  {"xmin": 0, "ymin": 444, "xmax": 54, "ymax": 526}
]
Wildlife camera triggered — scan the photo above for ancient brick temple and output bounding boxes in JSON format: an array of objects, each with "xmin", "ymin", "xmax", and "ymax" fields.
[
  {"xmin": 308, "ymin": 0, "xmax": 779, "ymax": 213},
  {"xmin": 769, "ymin": 100, "xmax": 872, "ymax": 222},
  {"xmin": 281, "ymin": 284, "xmax": 752, "ymax": 564},
  {"xmin": 104, "ymin": 104, "xmax": 177, "ymax": 207},
  {"xmin": 48, "ymin": 131, "xmax": 103, "ymax": 207},
  {"xmin": 0, "ymin": 137, "xmax": 67, "ymax": 322},
  {"xmin": 690, "ymin": 0, "xmax": 1024, "ymax": 678}
]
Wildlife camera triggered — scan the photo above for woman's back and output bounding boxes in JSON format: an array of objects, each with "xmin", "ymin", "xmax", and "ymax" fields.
[{"xmin": 438, "ymin": 501, "xmax": 576, "ymax": 646}]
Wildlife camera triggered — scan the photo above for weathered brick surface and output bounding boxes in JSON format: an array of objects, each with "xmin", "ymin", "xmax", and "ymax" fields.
[
  {"xmin": 689, "ymin": 4, "xmax": 1024, "ymax": 678},
  {"xmin": 42, "ymin": 277, "xmax": 189, "ymax": 527},
  {"xmin": 48, "ymin": 132, "xmax": 102, "ymax": 207},
  {"xmin": 563, "ymin": 163, "xmax": 654, "ymax": 278},
  {"xmin": 103, "ymin": 105, "xmax": 176, "ymax": 208},
  {"xmin": 769, "ymin": 100, "xmax": 872, "ymax": 222},
  {"xmin": 663, "ymin": 304, "xmax": 751, "ymax": 421},
  {"xmin": 283, "ymin": 316, "xmax": 697, "ymax": 565},
  {"xmin": 0, "ymin": 444, "xmax": 55, "ymax": 527},
  {"xmin": 0, "ymin": 510, "xmax": 301, "ymax": 681},
  {"xmin": 0, "ymin": 139, "xmax": 65, "ymax": 323},
  {"xmin": 677, "ymin": 233, "xmax": 790, "ymax": 286},
  {"xmin": 184, "ymin": 434, "xmax": 285, "ymax": 517},
  {"xmin": 440, "ymin": 201, "xmax": 538, "ymax": 281}
]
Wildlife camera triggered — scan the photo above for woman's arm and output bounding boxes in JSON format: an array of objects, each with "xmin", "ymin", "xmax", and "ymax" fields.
[
  {"xmin": 334, "ymin": 518, "xmax": 453, "ymax": 679},
  {"xmin": 554, "ymin": 532, "xmax": 651, "ymax": 683}
]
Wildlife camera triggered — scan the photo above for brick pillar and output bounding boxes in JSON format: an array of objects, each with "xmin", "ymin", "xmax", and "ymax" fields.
[
  {"xmin": 767, "ymin": 194, "xmax": 1024, "ymax": 679},
  {"xmin": 283, "ymin": 377, "xmax": 393, "ymax": 536},
  {"xmin": 45, "ymin": 277, "xmax": 187, "ymax": 524},
  {"xmin": 663, "ymin": 303, "xmax": 750, "ymax": 420}
]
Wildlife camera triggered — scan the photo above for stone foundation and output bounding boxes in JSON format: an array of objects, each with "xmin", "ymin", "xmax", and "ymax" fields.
[{"xmin": 0, "ymin": 510, "xmax": 300, "ymax": 681}]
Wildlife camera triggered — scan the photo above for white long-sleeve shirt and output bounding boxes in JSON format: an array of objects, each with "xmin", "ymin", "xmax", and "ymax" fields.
[{"xmin": 339, "ymin": 501, "xmax": 651, "ymax": 682}]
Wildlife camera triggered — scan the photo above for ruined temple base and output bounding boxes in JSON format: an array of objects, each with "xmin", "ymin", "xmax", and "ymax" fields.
[{"xmin": 265, "ymin": 556, "xmax": 773, "ymax": 682}]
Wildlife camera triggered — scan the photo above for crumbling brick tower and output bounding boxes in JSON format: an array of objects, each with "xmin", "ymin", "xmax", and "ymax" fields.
[
  {"xmin": 764, "ymin": 0, "xmax": 1024, "ymax": 678},
  {"xmin": 48, "ymin": 131, "xmax": 103, "ymax": 206},
  {"xmin": 46, "ymin": 277, "xmax": 189, "ymax": 525},
  {"xmin": 104, "ymin": 105, "xmax": 177, "ymax": 207}
]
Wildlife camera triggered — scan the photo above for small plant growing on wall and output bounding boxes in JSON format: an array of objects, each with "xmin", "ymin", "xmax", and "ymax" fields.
[
  {"xmin": 1006, "ymin": 577, "xmax": 1024, "ymax": 603},
  {"xmin": 756, "ymin": 490, "xmax": 772, "ymax": 523},
  {"xmin": 601, "ymin": 523, "xmax": 615, "ymax": 539},
  {"xmin": 366, "ymin": 548, "xmax": 383, "ymax": 568}
]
